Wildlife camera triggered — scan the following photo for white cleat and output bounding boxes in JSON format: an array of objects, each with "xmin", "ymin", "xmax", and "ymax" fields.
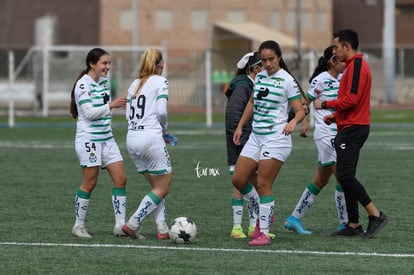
[
  {"xmin": 72, "ymin": 224, "xmax": 92, "ymax": 238},
  {"xmin": 113, "ymin": 226, "xmax": 127, "ymax": 236}
]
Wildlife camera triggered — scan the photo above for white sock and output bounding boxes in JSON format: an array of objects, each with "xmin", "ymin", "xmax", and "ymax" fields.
[
  {"xmin": 74, "ymin": 196, "xmax": 89, "ymax": 227},
  {"xmin": 128, "ymin": 193, "xmax": 159, "ymax": 229},
  {"xmin": 152, "ymin": 199, "xmax": 169, "ymax": 233},
  {"xmin": 112, "ymin": 194, "xmax": 126, "ymax": 228},
  {"xmin": 232, "ymin": 198, "xmax": 243, "ymax": 227},
  {"xmin": 241, "ymin": 184, "xmax": 259, "ymax": 218},
  {"xmin": 259, "ymin": 196, "xmax": 274, "ymax": 235},
  {"xmin": 335, "ymin": 189, "xmax": 348, "ymax": 226},
  {"xmin": 292, "ymin": 184, "xmax": 319, "ymax": 219},
  {"xmin": 247, "ymin": 201, "xmax": 258, "ymax": 227}
]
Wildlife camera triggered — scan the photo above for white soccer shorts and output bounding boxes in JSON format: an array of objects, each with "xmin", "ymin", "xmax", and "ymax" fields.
[
  {"xmin": 75, "ymin": 139, "xmax": 123, "ymax": 168},
  {"xmin": 126, "ymin": 131, "xmax": 172, "ymax": 175}
]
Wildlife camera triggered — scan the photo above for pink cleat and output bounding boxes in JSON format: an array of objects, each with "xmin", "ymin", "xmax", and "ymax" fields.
[
  {"xmin": 248, "ymin": 232, "xmax": 271, "ymax": 246},
  {"xmin": 250, "ymin": 219, "xmax": 260, "ymax": 239}
]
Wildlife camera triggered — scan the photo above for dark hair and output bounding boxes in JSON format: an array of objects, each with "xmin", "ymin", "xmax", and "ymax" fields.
[
  {"xmin": 258, "ymin": 40, "xmax": 307, "ymax": 101},
  {"xmin": 236, "ymin": 51, "xmax": 261, "ymax": 75},
  {"xmin": 70, "ymin": 48, "xmax": 109, "ymax": 118},
  {"xmin": 333, "ymin": 29, "xmax": 359, "ymax": 50},
  {"xmin": 308, "ymin": 45, "xmax": 335, "ymax": 83}
]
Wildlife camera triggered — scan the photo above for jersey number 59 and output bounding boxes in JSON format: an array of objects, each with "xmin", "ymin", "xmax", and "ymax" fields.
[{"xmin": 129, "ymin": 95, "xmax": 146, "ymax": 120}]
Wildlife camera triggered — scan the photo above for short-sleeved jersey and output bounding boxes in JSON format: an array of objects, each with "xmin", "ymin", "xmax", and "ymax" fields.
[
  {"xmin": 306, "ymin": 71, "xmax": 339, "ymax": 140},
  {"xmin": 126, "ymin": 75, "xmax": 169, "ymax": 132},
  {"xmin": 74, "ymin": 74, "xmax": 113, "ymax": 142},
  {"xmin": 252, "ymin": 68, "xmax": 301, "ymax": 135}
]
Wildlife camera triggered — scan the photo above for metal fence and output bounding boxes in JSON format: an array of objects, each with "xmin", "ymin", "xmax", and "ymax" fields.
[{"xmin": 1, "ymin": 46, "xmax": 413, "ymax": 120}]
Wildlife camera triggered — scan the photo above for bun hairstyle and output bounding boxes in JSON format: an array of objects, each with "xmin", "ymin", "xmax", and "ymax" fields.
[
  {"xmin": 236, "ymin": 51, "xmax": 261, "ymax": 75},
  {"xmin": 308, "ymin": 45, "xmax": 335, "ymax": 83}
]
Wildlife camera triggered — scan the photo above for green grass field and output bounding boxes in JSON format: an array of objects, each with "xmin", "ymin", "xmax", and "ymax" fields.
[{"xmin": 0, "ymin": 113, "xmax": 413, "ymax": 274}]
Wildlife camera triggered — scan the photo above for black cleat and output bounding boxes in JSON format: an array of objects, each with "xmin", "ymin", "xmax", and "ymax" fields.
[
  {"xmin": 330, "ymin": 224, "xmax": 364, "ymax": 237},
  {"xmin": 363, "ymin": 211, "xmax": 389, "ymax": 238}
]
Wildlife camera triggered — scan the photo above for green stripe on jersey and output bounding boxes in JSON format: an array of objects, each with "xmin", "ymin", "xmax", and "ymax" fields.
[
  {"xmin": 252, "ymin": 129, "xmax": 276, "ymax": 135},
  {"xmin": 157, "ymin": 94, "xmax": 168, "ymax": 100},
  {"xmin": 79, "ymin": 99, "xmax": 92, "ymax": 105}
]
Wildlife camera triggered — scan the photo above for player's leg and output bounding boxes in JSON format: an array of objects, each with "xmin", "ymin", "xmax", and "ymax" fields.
[
  {"xmin": 123, "ymin": 136, "xmax": 172, "ymax": 239},
  {"xmin": 72, "ymin": 141, "xmax": 102, "ymax": 238},
  {"xmin": 103, "ymin": 140, "xmax": 128, "ymax": 236},
  {"xmin": 106, "ymin": 160, "xmax": 128, "ymax": 236},
  {"xmin": 249, "ymin": 158, "xmax": 281, "ymax": 246}
]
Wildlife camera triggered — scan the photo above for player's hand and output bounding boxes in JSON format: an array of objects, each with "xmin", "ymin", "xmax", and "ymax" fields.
[
  {"xmin": 110, "ymin": 97, "xmax": 127, "ymax": 109},
  {"xmin": 300, "ymin": 119, "xmax": 309, "ymax": 138},
  {"xmin": 233, "ymin": 128, "xmax": 242, "ymax": 145},
  {"xmin": 323, "ymin": 114, "xmax": 335, "ymax": 125},
  {"xmin": 282, "ymin": 120, "xmax": 296, "ymax": 136}
]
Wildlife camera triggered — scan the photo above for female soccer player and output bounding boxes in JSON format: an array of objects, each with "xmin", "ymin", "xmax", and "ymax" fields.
[
  {"xmin": 283, "ymin": 45, "xmax": 348, "ymax": 235},
  {"xmin": 122, "ymin": 48, "xmax": 173, "ymax": 240},
  {"xmin": 70, "ymin": 48, "xmax": 128, "ymax": 238},
  {"xmin": 232, "ymin": 40, "xmax": 306, "ymax": 246},
  {"xmin": 225, "ymin": 51, "xmax": 263, "ymax": 239}
]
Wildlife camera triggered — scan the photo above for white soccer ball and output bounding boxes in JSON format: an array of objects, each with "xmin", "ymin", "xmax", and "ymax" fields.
[{"xmin": 169, "ymin": 217, "xmax": 197, "ymax": 244}]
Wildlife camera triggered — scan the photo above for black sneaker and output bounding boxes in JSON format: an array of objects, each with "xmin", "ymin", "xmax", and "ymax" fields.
[
  {"xmin": 363, "ymin": 211, "xmax": 389, "ymax": 238},
  {"xmin": 330, "ymin": 225, "xmax": 364, "ymax": 237}
]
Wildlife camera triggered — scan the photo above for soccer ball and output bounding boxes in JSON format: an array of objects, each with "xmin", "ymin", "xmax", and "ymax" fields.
[{"xmin": 169, "ymin": 217, "xmax": 197, "ymax": 244}]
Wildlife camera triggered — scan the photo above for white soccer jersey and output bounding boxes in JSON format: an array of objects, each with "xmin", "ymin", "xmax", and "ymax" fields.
[
  {"xmin": 252, "ymin": 68, "xmax": 301, "ymax": 135},
  {"xmin": 126, "ymin": 75, "xmax": 169, "ymax": 132},
  {"xmin": 306, "ymin": 71, "xmax": 339, "ymax": 139},
  {"xmin": 74, "ymin": 74, "xmax": 113, "ymax": 142}
]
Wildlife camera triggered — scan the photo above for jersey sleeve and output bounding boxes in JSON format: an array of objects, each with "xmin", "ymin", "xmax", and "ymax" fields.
[
  {"xmin": 76, "ymin": 78, "xmax": 92, "ymax": 106},
  {"xmin": 287, "ymin": 77, "xmax": 301, "ymax": 101},
  {"xmin": 306, "ymin": 75, "xmax": 323, "ymax": 101},
  {"xmin": 157, "ymin": 78, "xmax": 169, "ymax": 129}
]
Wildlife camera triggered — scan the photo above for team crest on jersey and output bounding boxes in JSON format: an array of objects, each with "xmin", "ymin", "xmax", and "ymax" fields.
[{"xmin": 89, "ymin": 152, "xmax": 97, "ymax": 163}]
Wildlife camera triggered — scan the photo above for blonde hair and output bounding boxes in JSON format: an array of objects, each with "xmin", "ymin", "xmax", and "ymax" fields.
[{"xmin": 132, "ymin": 48, "xmax": 163, "ymax": 98}]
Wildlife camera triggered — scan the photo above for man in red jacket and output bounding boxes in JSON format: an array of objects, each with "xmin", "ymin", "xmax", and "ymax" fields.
[{"xmin": 314, "ymin": 29, "xmax": 389, "ymax": 238}]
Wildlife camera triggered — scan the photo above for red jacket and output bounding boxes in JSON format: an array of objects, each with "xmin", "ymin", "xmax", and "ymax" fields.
[{"xmin": 325, "ymin": 53, "xmax": 371, "ymax": 131}]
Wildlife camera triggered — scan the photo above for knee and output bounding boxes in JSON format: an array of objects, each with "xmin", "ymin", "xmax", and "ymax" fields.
[
  {"xmin": 231, "ymin": 175, "xmax": 246, "ymax": 191},
  {"xmin": 114, "ymin": 174, "xmax": 127, "ymax": 187}
]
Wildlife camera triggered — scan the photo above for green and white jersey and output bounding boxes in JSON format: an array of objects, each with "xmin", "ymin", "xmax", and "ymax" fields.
[
  {"xmin": 126, "ymin": 75, "xmax": 169, "ymax": 133},
  {"xmin": 306, "ymin": 71, "xmax": 339, "ymax": 139},
  {"xmin": 252, "ymin": 68, "xmax": 301, "ymax": 135},
  {"xmin": 75, "ymin": 74, "xmax": 113, "ymax": 142}
]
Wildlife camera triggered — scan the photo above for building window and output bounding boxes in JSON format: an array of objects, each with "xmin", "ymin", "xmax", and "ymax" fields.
[
  {"xmin": 270, "ymin": 11, "xmax": 280, "ymax": 30},
  {"xmin": 285, "ymin": 10, "xmax": 295, "ymax": 31},
  {"xmin": 302, "ymin": 10, "xmax": 312, "ymax": 30},
  {"xmin": 120, "ymin": 10, "xmax": 132, "ymax": 31},
  {"xmin": 227, "ymin": 10, "xmax": 245, "ymax": 23},
  {"xmin": 316, "ymin": 10, "xmax": 327, "ymax": 31},
  {"xmin": 156, "ymin": 9, "xmax": 173, "ymax": 30},
  {"xmin": 192, "ymin": 10, "xmax": 208, "ymax": 30}
]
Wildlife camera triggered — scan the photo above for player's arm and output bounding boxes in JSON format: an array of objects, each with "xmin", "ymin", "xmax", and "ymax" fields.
[
  {"xmin": 157, "ymin": 83, "xmax": 169, "ymax": 132},
  {"xmin": 233, "ymin": 94, "xmax": 253, "ymax": 145},
  {"xmin": 283, "ymin": 97, "xmax": 305, "ymax": 136}
]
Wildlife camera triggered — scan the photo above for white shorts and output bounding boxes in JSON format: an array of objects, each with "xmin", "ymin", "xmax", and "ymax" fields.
[
  {"xmin": 126, "ymin": 130, "xmax": 172, "ymax": 175},
  {"xmin": 240, "ymin": 130, "xmax": 292, "ymax": 163},
  {"xmin": 315, "ymin": 136, "xmax": 336, "ymax": 166},
  {"xmin": 75, "ymin": 139, "xmax": 123, "ymax": 168}
]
